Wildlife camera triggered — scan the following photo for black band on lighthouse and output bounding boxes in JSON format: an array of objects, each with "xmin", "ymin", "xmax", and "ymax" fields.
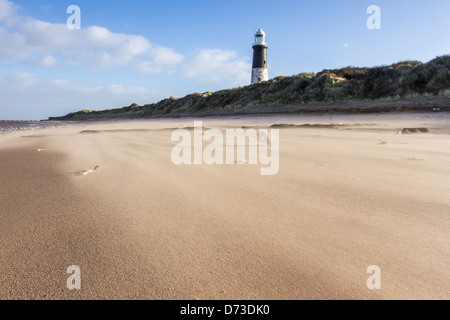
[{"xmin": 252, "ymin": 45, "xmax": 268, "ymax": 69}]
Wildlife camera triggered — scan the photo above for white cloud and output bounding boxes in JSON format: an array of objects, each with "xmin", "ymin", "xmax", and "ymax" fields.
[
  {"xmin": 134, "ymin": 47, "xmax": 185, "ymax": 74},
  {"xmin": 0, "ymin": 72, "xmax": 165, "ymax": 120},
  {"xmin": 0, "ymin": 0, "xmax": 18, "ymax": 25},
  {"xmin": 0, "ymin": 0, "xmax": 250, "ymax": 85},
  {"xmin": 183, "ymin": 49, "xmax": 251, "ymax": 85},
  {"xmin": 150, "ymin": 46, "xmax": 185, "ymax": 67},
  {"xmin": 40, "ymin": 55, "xmax": 57, "ymax": 67},
  {"xmin": 0, "ymin": 0, "xmax": 183, "ymax": 73},
  {"xmin": 343, "ymin": 42, "xmax": 349, "ymax": 48}
]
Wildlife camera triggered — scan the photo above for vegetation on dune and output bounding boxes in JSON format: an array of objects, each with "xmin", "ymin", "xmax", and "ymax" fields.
[{"xmin": 50, "ymin": 55, "xmax": 450, "ymax": 120}]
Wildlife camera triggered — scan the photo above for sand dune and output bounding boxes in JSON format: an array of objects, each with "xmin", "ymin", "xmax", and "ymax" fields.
[{"xmin": 0, "ymin": 113, "xmax": 449, "ymax": 300}]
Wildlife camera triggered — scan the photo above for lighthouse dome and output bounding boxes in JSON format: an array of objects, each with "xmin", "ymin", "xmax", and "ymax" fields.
[
  {"xmin": 255, "ymin": 29, "xmax": 265, "ymax": 36},
  {"xmin": 254, "ymin": 28, "xmax": 267, "ymax": 46}
]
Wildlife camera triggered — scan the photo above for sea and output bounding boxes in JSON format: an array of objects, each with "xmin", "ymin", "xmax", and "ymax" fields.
[{"xmin": 0, "ymin": 120, "xmax": 65, "ymax": 135}]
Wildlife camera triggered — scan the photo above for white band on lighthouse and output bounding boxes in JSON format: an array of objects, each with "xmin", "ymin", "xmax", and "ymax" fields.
[{"xmin": 252, "ymin": 68, "xmax": 269, "ymax": 84}]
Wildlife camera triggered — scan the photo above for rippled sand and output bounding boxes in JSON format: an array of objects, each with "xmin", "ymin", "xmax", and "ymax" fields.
[{"xmin": 0, "ymin": 112, "xmax": 449, "ymax": 300}]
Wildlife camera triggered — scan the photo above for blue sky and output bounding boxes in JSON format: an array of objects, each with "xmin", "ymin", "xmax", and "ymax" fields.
[{"xmin": 0, "ymin": 0, "xmax": 449, "ymax": 119}]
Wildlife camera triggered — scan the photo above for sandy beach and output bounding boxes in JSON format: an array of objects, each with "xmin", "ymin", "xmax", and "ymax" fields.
[{"xmin": 0, "ymin": 112, "xmax": 449, "ymax": 300}]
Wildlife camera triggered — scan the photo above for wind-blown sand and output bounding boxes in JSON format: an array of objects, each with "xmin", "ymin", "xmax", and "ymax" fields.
[{"xmin": 0, "ymin": 113, "xmax": 449, "ymax": 300}]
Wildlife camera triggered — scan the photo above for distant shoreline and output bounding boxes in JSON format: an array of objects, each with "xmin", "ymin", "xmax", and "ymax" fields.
[{"xmin": 0, "ymin": 120, "xmax": 69, "ymax": 134}]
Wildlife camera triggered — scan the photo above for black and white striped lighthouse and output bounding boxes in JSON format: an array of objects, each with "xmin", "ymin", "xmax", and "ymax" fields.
[{"xmin": 251, "ymin": 29, "xmax": 268, "ymax": 84}]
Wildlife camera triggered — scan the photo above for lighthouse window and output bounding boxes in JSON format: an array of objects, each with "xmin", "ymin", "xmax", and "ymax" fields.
[{"xmin": 256, "ymin": 36, "xmax": 264, "ymax": 44}]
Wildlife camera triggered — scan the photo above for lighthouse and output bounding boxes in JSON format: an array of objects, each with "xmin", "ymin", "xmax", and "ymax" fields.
[{"xmin": 251, "ymin": 29, "xmax": 268, "ymax": 84}]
